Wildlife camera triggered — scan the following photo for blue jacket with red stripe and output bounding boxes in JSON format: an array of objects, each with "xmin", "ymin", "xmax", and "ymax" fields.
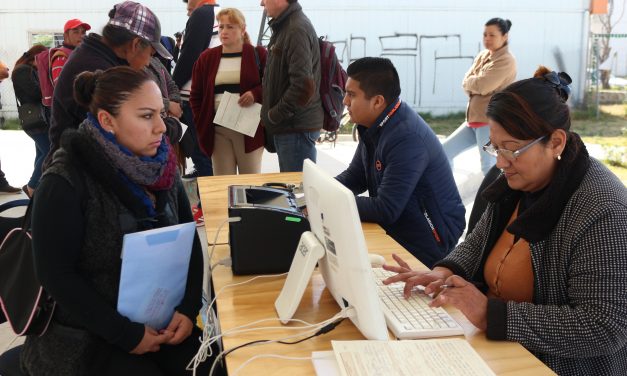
[{"xmin": 336, "ymin": 100, "xmax": 465, "ymax": 268}]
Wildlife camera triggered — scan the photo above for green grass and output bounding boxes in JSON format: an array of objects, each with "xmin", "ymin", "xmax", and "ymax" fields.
[
  {"xmin": 1, "ymin": 118, "xmax": 21, "ymax": 130},
  {"xmin": 571, "ymin": 107, "xmax": 626, "ymax": 138},
  {"xmin": 605, "ymin": 165, "xmax": 627, "ymax": 182},
  {"xmin": 419, "ymin": 107, "xmax": 626, "ymax": 184},
  {"xmin": 420, "ymin": 111, "xmax": 466, "ymax": 136},
  {"xmin": 421, "ymin": 107, "xmax": 627, "ymax": 140}
]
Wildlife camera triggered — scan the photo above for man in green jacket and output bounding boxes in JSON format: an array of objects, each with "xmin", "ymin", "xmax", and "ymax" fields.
[{"xmin": 260, "ymin": 0, "xmax": 323, "ymax": 172}]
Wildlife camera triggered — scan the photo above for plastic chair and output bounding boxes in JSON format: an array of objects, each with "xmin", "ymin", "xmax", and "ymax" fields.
[
  {"xmin": 0, "ymin": 345, "xmax": 24, "ymax": 376},
  {"xmin": 0, "ymin": 199, "xmax": 29, "ymax": 241}
]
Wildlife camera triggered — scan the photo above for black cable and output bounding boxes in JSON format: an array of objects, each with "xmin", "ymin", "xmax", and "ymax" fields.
[
  {"xmin": 222, "ymin": 339, "xmax": 271, "ymax": 358},
  {"xmin": 210, "ymin": 339, "xmax": 271, "ymax": 376},
  {"xmin": 215, "ymin": 316, "xmax": 346, "ymax": 370},
  {"xmin": 278, "ymin": 318, "xmax": 346, "ymax": 345}
]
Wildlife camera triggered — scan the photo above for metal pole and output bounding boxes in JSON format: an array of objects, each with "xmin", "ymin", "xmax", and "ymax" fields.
[
  {"xmin": 595, "ymin": 37, "xmax": 600, "ymax": 119},
  {"xmin": 257, "ymin": 10, "xmax": 267, "ymax": 46}
]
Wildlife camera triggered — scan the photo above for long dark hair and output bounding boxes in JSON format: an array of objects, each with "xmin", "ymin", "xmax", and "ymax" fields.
[
  {"xmin": 73, "ymin": 66, "xmax": 152, "ymax": 116},
  {"xmin": 11, "ymin": 45, "xmax": 47, "ymax": 79}
]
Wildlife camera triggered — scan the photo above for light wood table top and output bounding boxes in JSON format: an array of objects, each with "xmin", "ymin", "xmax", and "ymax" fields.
[{"xmin": 198, "ymin": 173, "xmax": 554, "ymax": 375}]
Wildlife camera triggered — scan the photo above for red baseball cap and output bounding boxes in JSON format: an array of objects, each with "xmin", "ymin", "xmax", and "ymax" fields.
[{"xmin": 64, "ymin": 19, "xmax": 91, "ymax": 33}]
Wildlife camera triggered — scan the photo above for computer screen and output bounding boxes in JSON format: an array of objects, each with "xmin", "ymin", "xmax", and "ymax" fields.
[{"xmin": 286, "ymin": 159, "xmax": 388, "ymax": 340}]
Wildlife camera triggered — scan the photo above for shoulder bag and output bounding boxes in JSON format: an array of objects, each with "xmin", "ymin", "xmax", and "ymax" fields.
[{"xmin": 16, "ymin": 98, "xmax": 47, "ymax": 133}]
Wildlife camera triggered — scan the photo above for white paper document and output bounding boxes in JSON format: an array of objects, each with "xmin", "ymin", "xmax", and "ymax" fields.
[
  {"xmin": 213, "ymin": 91, "xmax": 261, "ymax": 137},
  {"xmin": 179, "ymin": 121, "xmax": 189, "ymax": 142},
  {"xmin": 312, "ymin": 351, "xmax": 341, "ymax": 376},
  {"xmin": 332, "ymin": 339, "xmax": 495, "ymax": 376},
  {"xmin": 117, "ymin": 222, "xmax": 196, "ymax": 330}
]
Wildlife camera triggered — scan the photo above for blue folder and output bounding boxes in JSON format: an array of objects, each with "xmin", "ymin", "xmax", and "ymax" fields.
[{"xmin": 117, "ymin": 222, "xmax": 196, "ymax": 330}]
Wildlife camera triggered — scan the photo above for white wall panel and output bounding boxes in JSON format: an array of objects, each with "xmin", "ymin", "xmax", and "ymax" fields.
[{"xmin": 1, "ymin": 0, "xmax": 591, "ymax": 117}]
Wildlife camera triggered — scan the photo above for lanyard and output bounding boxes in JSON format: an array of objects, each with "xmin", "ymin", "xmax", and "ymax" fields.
[{"xmin": 377, "ymin": 99, "xmax": 402, "ymax": 128}]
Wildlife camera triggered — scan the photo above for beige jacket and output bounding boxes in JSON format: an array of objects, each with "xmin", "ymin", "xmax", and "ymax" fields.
[
  {"xmin": 0, "ymin": 60, "xmax": 9, "ymax": 81},
  {"xmin": 462, "ymin": 45, "xmax": 516, "ymax": 123}
]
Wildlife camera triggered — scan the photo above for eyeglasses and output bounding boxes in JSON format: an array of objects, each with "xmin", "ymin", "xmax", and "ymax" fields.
[{"xmin": 483, "ymin": 136, "xmax": 546, "ymax": 161}]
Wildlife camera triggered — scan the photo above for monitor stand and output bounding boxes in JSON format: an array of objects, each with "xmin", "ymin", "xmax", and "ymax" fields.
[{"xmin": 275, "ymin": 231, "xmax": 325, "ymax": 324}]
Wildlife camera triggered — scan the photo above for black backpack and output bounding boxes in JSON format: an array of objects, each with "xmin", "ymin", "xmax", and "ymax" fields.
[
  {"xmin": 318, "ymin": 37, "xmax": 347, "ymax": 132},
  {"xmin": 0, "ymin": 199, "xmax": 56, "ymax": 336},
  {"xmin": 0, "ymin": 168, "xmax": 85, "ymax": 336}
]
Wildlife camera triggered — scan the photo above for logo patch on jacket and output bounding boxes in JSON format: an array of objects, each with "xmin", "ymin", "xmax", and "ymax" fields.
[{"xmin": 375, "ymin": 160, "xmax": 383, "ymax": 171}]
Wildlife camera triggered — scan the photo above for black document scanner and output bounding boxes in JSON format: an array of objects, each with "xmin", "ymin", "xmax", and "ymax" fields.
[{"xmin": 228, "ymin": 185, "xmax": 310, "ymax": 275}]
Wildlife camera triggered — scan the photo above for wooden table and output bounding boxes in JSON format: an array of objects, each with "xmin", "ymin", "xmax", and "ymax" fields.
[{"xmin": 198, "ymin": 173, "xmax": 554, "ymax": 375}]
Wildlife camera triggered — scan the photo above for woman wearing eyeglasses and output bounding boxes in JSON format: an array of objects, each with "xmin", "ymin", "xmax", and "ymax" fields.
[
  {"xmin": 384, "ymin": 66, "xmax": 627, "ymax": 375},
  {"xmin": 442, "ymin": 17, "xmax": 516, "ymax": 176}
]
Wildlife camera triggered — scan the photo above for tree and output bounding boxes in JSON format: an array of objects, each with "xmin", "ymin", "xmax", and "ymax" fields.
[{"xmin": 598, "ymin": 0, "xmax": 626, "ymax": 89}]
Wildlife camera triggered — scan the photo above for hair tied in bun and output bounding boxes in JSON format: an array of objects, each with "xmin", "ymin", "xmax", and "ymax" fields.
[{"xmin": 543, "ymin": 71, "xmax": 572, "ymax": 102}]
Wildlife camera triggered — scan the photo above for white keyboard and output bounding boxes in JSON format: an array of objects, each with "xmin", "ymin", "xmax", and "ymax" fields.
[{"xmin": 372, "ymin": 268, "xmax": 465, "ymax": 339}]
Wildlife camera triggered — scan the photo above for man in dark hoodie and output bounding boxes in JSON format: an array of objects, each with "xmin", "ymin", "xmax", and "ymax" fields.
[{"xmin": 45, "ymin": 1, "xmax": 172, "ymax": 166}]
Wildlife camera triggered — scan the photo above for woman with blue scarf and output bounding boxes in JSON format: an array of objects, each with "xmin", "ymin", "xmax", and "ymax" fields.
[{"xmin": 20, "ymin": 67, "xmax": 220, "ymax": 375}]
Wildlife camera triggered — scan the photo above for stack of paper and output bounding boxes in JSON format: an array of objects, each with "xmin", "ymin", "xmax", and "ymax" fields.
[
  {"xmin": 213, "ymin": 91, "xmax": 261, "ymax": 137},
  {"xmin": 329, "ymin": 339, "xmax": 495, "ymax": 376}
]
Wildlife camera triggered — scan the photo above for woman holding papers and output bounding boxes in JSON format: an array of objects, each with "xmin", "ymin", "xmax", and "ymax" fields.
[
  {"xmin": 383, "ymin": 67, "xmax": 627, "ymax": 375},
  {"xmin": 190, "ymin": 7, "xmax": 266, "ymax": 175},
  {"xmin": 22, "ymin": 67, "xmax": 218, "ymax": 375}
]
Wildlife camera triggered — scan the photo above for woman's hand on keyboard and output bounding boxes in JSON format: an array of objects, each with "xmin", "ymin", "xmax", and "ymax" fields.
[
  {"xmin": 382, "ymin": 254, "xmax": 453, "ymax": 298},
  {"xmin": 429, "ymin": 275, "xmax": 488, "ymax": 331}
]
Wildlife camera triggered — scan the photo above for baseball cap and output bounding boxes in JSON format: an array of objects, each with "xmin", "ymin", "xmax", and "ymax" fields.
[
  {"xmin": 64, "ymin": 19, "xmax": 91, "ymax": 33},
  {"xmin": 108, "ymin": 1, "xmax": 173, "ymax": 60}
]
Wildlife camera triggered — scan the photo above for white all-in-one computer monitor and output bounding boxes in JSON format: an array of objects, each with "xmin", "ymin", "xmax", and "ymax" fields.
[{"xmin": 275, "ymin": 159, "xmax": 388, "ymax": 340}]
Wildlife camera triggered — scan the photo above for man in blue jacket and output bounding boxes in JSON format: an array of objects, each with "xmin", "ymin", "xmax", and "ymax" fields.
[{"xmin": 336, "ymin": 57, "xmax": 465, "ymax": 268}]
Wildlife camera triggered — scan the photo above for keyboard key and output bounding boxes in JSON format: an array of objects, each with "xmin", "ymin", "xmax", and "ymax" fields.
[{"xmin": 372, "ymin": 268, "xmax": 464, "ymax": 339}]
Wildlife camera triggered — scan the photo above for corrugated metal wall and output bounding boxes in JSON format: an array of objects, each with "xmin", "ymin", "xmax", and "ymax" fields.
[{"xmin": 0, "ymin": 0, "xmax": 590, "ymax": 119}]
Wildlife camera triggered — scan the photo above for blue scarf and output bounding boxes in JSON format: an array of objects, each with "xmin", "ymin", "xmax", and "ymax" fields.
[{"xmin": 84, "ymin": 113, "xmax": 171, "ymax": 218}]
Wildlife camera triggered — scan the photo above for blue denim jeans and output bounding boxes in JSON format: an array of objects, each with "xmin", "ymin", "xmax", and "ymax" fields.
[
  {"xmin": 441, "ymin": 123, "xmax": 495, "ymax": 176},
  {"xmin": 27, "ymin": 131, "xmax": 51, "ymax": 189},
  {"xmin": 273, "ymin": 131, "xmax": 320, "ymax": 172},
  {"xmin": 181, "ymin": 101, "xmax": 213, "ymax": 177}
]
